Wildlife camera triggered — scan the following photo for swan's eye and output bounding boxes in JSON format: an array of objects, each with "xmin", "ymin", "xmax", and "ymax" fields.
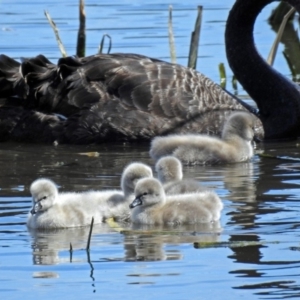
[
  {"xmin": 141, "ymin": 192, "xmax": 148, "ymax": 199},
  {"xmin": 138, "ymin": 192, "xmax": 148, "ymax": 200},
  {"xmin": 38, "ymin": 196, "xmax": 47, "ymax": 202}
]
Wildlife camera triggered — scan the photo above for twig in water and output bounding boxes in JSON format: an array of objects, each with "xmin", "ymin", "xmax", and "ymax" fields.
[
  {"xmin": 86, "ymin": 217, "xmax": 94, "ymax": 251},
  {"xmin": 168, "ymin": 5, "xmax": 176, "ymax": 63},
  {"xmin": 98, "ymin": 34, "xmax": 112, "ymax": 54},
  {"xmin": 86, "ymin": 249, "xmax": 96, "ymax": 292},
  {"xmin": 188, "ymin": 6, "xmax": 203, "ymax": 69},
  {"xmin": 267, "ymin": 7, "xmax": 295, "ymax": 66},
  {"xmin": 44, "ymin": 10, "xmax": 67, "ymax": 57},
  {"xmin": 69, "ymin": 243, "xmax": 73, "ymax": 263},
  {"xmin": 257, "ymin": 152, "xmax": 300, "ymax": 161},
  {"xmin": 76, "ymin": 0, "xmax": 86, "ymax": 57},
  {"xmin": 194, "ymin": 240, "xmax": 275, "ymax": 249},
  {"xmin": 85, "ymin": 217, "xmax": 96, "ymax": 292},
  {"xmin": 106, "ymin": 217, "xmax": 198, "ymax": 235}
]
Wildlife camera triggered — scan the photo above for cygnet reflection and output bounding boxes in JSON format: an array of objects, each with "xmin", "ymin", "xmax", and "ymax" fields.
[
  {"xmin": 28, "ymin": 223, "xmax": 115, "ymax": 265},
  {"xmin": 124, "ymin": 221, "xmax": 222, "ymax": 261}
]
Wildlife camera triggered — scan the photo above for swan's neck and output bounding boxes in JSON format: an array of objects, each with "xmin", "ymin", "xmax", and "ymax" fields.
[{"xmin": 225, "ymin": 0, "xmax": 300, "ymax": 139}]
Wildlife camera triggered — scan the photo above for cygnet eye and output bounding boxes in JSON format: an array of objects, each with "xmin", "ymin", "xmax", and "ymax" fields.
[
  {"xmin": 139, "ymin": 192, "xmax": 148, "ymax": 200},
  {"xmin": 38, "ymin": 196, "xmax": 47, "ymax": 202}
]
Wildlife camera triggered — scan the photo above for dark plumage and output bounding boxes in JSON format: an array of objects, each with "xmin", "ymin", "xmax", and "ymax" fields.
[
  {"xmin": 0, "ymin": 106, "xmax": 64, "ymax": 143},
  {"xmin": 0, "ymin": 53, "xmax": 251, "ymax": 144},
  {"xmin": 1, "ymin": 0, "xmax": 300, "ymax": 144},
  {"xmin": 226, "ymin": 0, "xmax": 300, "ymax": 140}
]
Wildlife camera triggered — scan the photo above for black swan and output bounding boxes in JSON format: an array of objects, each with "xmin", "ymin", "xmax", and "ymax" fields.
[
  {"xmin": 0, "ymin": 53, "xmax": 249, "ymax": 144},
  {"xmin": 0, "ymin": 0, "xmax": 299, "ymax": 144},
  {"xmin": 226, "ymin": 0, "xmax": 300, "ymax": 140}
]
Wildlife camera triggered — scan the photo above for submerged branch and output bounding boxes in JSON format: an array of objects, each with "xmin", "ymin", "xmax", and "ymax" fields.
[{"xmin": 257, "ymin": 152, "xmax": 300, "ymax": 162}]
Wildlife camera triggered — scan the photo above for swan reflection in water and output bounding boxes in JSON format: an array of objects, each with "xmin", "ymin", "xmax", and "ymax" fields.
[
  {"xmin": 28, "ymin": 223, "xmax": 117, "ymax": 265},
  {"xmin": 28, "ymin": 221, "xmax": 222, "ymax": 265},
  {"xmin": 222, "ymin": 162, "xmax": 258, "ymax": 217},
  {"xmin": 124, "ymin": 222, "xmax": 222, "ymax": 262}
]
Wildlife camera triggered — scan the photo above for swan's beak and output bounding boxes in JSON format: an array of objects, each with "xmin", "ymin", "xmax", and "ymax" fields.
[
  {"xmin": 129, "ymin": 196, "xmax": 142, "ymax": 209},
  {"xmin": 253, "ymin": 135, "xmax": 262, "ymax": 143},
  {"xmin": 31, "ymin": 202, "xmax": 42, "ymax": 214}
]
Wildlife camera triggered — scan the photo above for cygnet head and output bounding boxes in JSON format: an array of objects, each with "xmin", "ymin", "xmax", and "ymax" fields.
[
  {"xmin": 121, "ymin": 162, "xmax": 153, "ymax": 197},
  {"xmin": 30, "ymin": 178, "xmax": 58, "ymax": 215},
  {"xmin": 129, "ymin": 177, "xmax": 165, "ymax": 209},
  {"xmin": 155, "ymin": 156, "xmax": 183, "ymax": 184},
  {"xmin": 222, "ymin": 112, "xmax": 255, "ymax": 142}
]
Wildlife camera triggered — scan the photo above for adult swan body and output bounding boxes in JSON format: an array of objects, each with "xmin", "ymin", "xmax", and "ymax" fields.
[
  {"xmin": 226, "ymin": 0, "xmax": 300, "ymax": 140},
  {"xmin": 0, "ymin": 0, "xmax": 299, "ymax": 143},
  {"xmin": 0, "ymin": 53, "xmax": 249, "ymax": 144}
]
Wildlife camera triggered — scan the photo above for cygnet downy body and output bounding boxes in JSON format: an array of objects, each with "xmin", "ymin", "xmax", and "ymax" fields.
[
  {"xmin": 129, "ymin": 178, "xmax": 223, "ymax": 225},
  {"xmin": 150, "ymin": 112, "xmax": 255, "ymax": 165},
  {"xmin": 121, "ymin": 162, "xmax": 153, "ymax": 199},
  {"xmin": 102, "ymin": 162, "xmax": 153, "ymax": 221},
  {"xmin": 155, "ymin": 156, "xmax": 205, "ymax": 194},
  {"xmin": 27, "ymin": 178, "xmax": 123, "ymax": 229}
]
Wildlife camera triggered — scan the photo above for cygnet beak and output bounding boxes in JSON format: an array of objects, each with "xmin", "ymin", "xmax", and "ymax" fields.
[
  {"xmin": 253, "ymin": 135, "xmax": 262, "ymax": 143},
  {"xmin": 31, "ymin": 202, "xmax": 42, "ymax": 214},
  {"xmin": 129, "ymin": 196, "xmax": 142, "ymax": 209}
]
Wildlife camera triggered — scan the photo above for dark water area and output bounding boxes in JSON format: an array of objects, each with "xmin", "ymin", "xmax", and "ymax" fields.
[{"xmin": 1, "ymin": 0, "xmax": 300, "ymax": 299}]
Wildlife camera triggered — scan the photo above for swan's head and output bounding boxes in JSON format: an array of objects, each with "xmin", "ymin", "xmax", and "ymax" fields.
[
  {"xmin": 129, "ymin": 178, "xmax": 165, "ymax": 209},
  {"xmin": 29, "ymin": 178, "xmax": 58, "ymax": 215},
  {"xmin": 121, "ymin": 162, "xmax": 153, "ymax": 197},
  {"xmin": 222, "ymin": 112, "xmax": 256, "ymax": 142},
  {"xmin": 155, "ymin": 156, "xmax": 183, "ymax": 183}
]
